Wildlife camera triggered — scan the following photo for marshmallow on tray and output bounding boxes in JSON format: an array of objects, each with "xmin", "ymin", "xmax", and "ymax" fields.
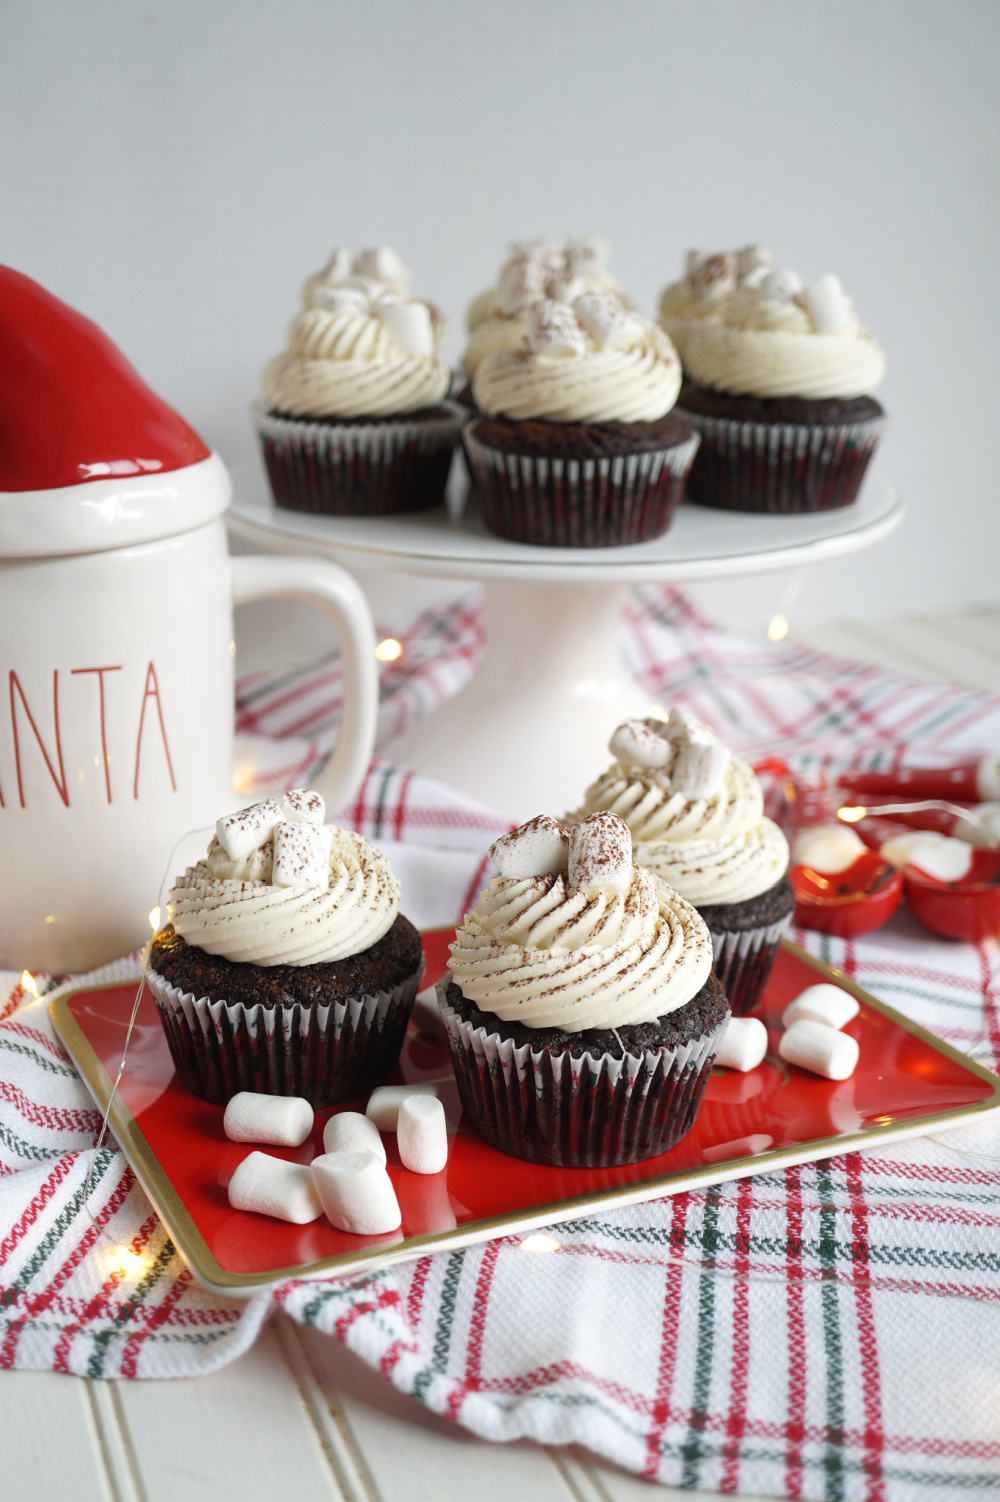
[
  {"xmin": 227, "ymin": 1151, "xmax": 322, "ymax": 1223},
  {"xmin": 398, "ymin": 1094, "xmax": 449, "ymax": 1174},
  {"xmin": 366, "ymin": 1083, "xmax": 439, "ymax": 1131},
  {"xmin": 779, "ymin": 1019, "xmax": 859, "ymax": 1081},
  {"xmin": 715, "ymin": 1016, "xmax": 768, "ymax": 1073},
  {"xmin": 323, "ymin": 1110, "xmax": 387, "ymax": 1165},
  {"xmin": 223, "ymin": 1092, "xmax": 314, "ymax": 1147},
  {"xmin": 411, "ymin": 984, "xmax": 447, "ymax": 1040},
  {"xmin": 782, "ymin": 983, "xmax": 860, "ymax": 1032},
  {"xmin": 311, "ymin": 1150, "xmax": 402, "ymax": 1235}
]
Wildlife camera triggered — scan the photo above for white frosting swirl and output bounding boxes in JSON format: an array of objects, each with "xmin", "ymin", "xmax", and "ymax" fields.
[
  {"xmin": 448, "ymin": 866, "xmax": 712, "ymax": 1029},
  {"xmin": 569, "ymin": 724, "xmax": 789, "ymax": 906},
  {"xmin": 472, "ymin": 316, "xmax": 681, "ymax": 423},
  {"xmin": 169, "ymin": 826, "xmax": 400, "ymax": 966}
]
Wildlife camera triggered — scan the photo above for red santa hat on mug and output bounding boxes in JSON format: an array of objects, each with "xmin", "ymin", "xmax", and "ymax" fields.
[{"xmin": 0, "ymin": 264, "xmax": 230, "ymax": 557}]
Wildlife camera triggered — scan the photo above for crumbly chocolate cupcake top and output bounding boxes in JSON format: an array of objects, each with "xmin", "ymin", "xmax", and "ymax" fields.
[
  {"xmin": 568, "ymin": 709, "xmax": 789, "ymax": 907},
  {"xmin": 448, "ymin": 812, "xmax": 713, "ymax": 1029},
  {"xmin": 658, "ymin": 246, "xmax": 885, "ymax": 399},
  {"xmin": 463, "ymin": 236, "xmax": 629, "ymax": 377},
  {"xmin": 262, "ymin": 246, "xmax": 450, "ymax": 418},
  {"xmin": 471, "ymin": 295, "xmax": 681, "ymax": 423},
  {"xmin": 168, "ymin": 789, "xmax": 400, "ymax": 966}
]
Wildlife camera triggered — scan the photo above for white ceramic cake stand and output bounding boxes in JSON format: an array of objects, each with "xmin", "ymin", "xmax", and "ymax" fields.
[{"xmin": 227, "ymin": 462, "xmax": 902, "ymax": 821}]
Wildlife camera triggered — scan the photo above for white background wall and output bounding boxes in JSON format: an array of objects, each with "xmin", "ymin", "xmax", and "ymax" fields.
[{"xmin": 3, "ymin": 0, "xmax": 998, "ymax": 632}]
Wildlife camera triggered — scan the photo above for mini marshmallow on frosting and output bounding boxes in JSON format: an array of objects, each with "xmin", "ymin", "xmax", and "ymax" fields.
[
  {"xmin": 447, "ymin": 812, "xmax": 713, "ymax": 1030},
  {"xmin": 262, "ymin": 246, "xmax": 450, "ymax": 418},
  {"xmin": 472, "ymin": 295, "xmax": 682, "ymax": 424},
  {"xmin": 658, "ymin": 245, "xmax": 885, "ymax": 400},
  {"xmin": 168, "ymin": 790, "xmax": 400, "ymax": 966},
  {"xmin": 568, "ymin": 710, "xmax": 790, "ymax": 908}
]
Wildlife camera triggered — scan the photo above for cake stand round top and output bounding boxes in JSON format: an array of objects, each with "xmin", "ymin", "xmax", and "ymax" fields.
[{"xmin": 227, "ymin": 460, "xmax": 902, "ymax": 584}]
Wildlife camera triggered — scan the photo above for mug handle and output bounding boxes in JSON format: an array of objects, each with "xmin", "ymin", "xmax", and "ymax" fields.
[{"xmin": 230, "ymin": 555, "xmax": 379, "ymax": 813}]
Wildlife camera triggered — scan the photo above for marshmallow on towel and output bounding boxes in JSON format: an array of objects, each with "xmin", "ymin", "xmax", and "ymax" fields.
[
  {"xmin": 569, "ymin": 811, "xmax": 633, "ymax": 893},
  {"xmin": 490, "ymin": 815, "xmax": 569, "ymax": 879},
  {"xmin": 782, "ymin": 984, "xmax": 859, "ymax": 1032},
  {"xmin": 228, "ymin": 1151, "xmax": 322, "ymax": 1223},
  {"xmin": 311, "ymin": 1151, "xmax": 402, "ymax": 1235},
  {"xmin": 223, "ymin": 1092, "xmax": 313, "ymax": 1147},
  {"xmin": 779, "ymin": 1019, "xmax": 859, "ymax": 1081},
  {"xmin": 365, "ymin": 1083, "xmax": 439, "ymax": 1132},
  {"xmin": 715, "ymin": 1016, "xmax": 768, "ymax": 1072},
  {"xmin": 411, "ymin": 984, "xmax": 447, "ymax": 1040},
  {"xmin": 398, "ymin": 1094, "xmax": 449, "ymax": 1174},
  {"xmin": 280, "ymin": 788, "xmax": 326, "ymax": 825},
  {"xmin": 272, "ymin": 821, "xmax": 331, "ymax": 887},
  {"xmin": 216, "ymin": 799, "xmax": 284, "ymax": 861},
  {"xmin": 323, "ymin": 1110, "xmax": 387, "ymax": 1165}
]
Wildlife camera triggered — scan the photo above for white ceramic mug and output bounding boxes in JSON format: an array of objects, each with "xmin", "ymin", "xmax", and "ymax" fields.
[{"xmin": 0, "ymin": 454, "xmax": 378, "ymax": 973}]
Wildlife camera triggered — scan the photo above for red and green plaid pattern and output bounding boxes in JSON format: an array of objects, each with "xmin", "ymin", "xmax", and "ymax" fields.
[{"xmin": 2, "ymin": 588, "xmax": 999, "ymax": 1499}]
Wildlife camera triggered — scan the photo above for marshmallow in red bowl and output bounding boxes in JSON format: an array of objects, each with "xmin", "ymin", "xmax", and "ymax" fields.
[
  {"xmin": 568, "ymin": 709, "xmax": 794, "ymax": 1016},
  {"xmin": 255, "ymin": 246, "xmax": 463, "ymax": 516},
  {"xmin": 438, "ymin": 811, "xmax": 729, "ymax": 1167},
  {"xmin": 147, "ymin": 790, "xmax": 423, "ymax": 1106},
  {"xmin": 658, "ymin": 245, "xmax": 886, "ymax": 513}
]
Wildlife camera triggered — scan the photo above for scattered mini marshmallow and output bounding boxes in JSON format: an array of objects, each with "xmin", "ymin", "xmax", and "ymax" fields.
[
  {"xmin": 311, "ymin": 285, "xmax": 370, "ymax": 316},
  {"xmin": 527, "ymin": 299, "xmax": 587, "ymax": 357},
  {"xmin": 311, "ymin": 1150, "xmax": 402, "ymax": 1235},
  {"xmin": 223, "ymin": 1092, "xmax": 314, "ymax": 1148},
  {"xmin": 355, "ymin": 245, "xmax": 410, "ymax": 287},
  {"xmin": 690, "ymin": 251, "xmax": 738, "ymax": 299},
  {"xmin": 217, "ymin": 799, "xmax": 284, "ymax": 861},
  {"xmin": 737, "ymin": 244, "xmax": 773, "ymax": 281},
  {"xmin": 880, "ymin": 830, "xmax": 974, "ymax": 883},
  {"xmin": 228, "ymin": 1151, "xmax": 323, "ymax": 1223},
  {"xmin": 280, "ymin": 788, "xmax": 325, "ymax": 825},
  {"xmin": 397, "ymin": 1094, "xmax": 449, "ymax": 1175},
  {"xmin": 365, "ymin": 1083, "xmax": 439, "ymax": 1132},
  {"xmin": 758, "ymin": 267, "xmax": 803, "ymax": 302},
  {"xmin": 661, "ymin": 708, "xmax": 730, "ymax": 799},
  {"xmin": 782, "ymin": 983, "xmax": 859, "ymax": 1032},
  {"xmin": 779, "ymin": 1019, "xmax": 859, "ymax": 1081},
  {"xmin": 497, "ymin": 255, "xmax": 548, "ymax": 315},
  {"xmin": 272, "ymin": 821, "xmax": 331, "ymax": 888},
  {"xmin": 323, "ymin": 1110, "xmax": 387, "ymax": 1165},
  {"xmin": 792, "ymin": 823, "xmax": 867, "ymax": 874},
  {"xmin": 490, "ymin": 815, "xmax": 569, "ymax": 879},
  {"xmin": 376, "ymin": 296, "xmax": 434, "ymax": 358},
  {"xmin": 568, "ymin": 811, "xmax": 633, "ymax": 893},
  {"xmin": 573, "ymin": 290, "xmax": 634, "ymax": 350},
  {"xmin": 803, "ymin": 273, "xmax": 852, "ymax": 334},
  {"xmin": 411, "ymin": 984, "xmax": 447, "ymax": 1040},
  {"xmin": 715, "ymin": 1016, "xmax": 768, "ymax": 1073},
  {"xmin": 609, "ymin": 718, "xmax": 671, "ymax": 769}
]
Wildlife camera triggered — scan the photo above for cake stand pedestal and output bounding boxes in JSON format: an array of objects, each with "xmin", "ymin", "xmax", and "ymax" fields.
[{"xmin": 227, "ymin": 463, "xmax": 902, "ymax": 821}]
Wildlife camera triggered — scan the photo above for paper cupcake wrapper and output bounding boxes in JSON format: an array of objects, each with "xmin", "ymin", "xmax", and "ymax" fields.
[
  {"xmin": 707, "ymin": 913, "xmax": 793, "ymax": 1017},
  {"xmin": 147, "ymin": 964, "xmax": 421, "ymax": 1107},
  {"xmin": 438, "ymin": 983, "xmax": 727, "ymax": 1167},
  {"xmin": 678, "ymin": 409, "xmax": 884, "ymax": 514},
  {"xmin": 462, "ymin": 424, "xmax": 700, "ymax": 547},
  {"xmin": 253, "ymin": 400, "xmax": 465, "ymax": 516}
]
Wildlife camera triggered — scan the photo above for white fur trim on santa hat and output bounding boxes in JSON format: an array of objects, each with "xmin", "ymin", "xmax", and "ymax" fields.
[{"xmin": 0, "ymin": 452, "xmax": 231, "ymax": 558}]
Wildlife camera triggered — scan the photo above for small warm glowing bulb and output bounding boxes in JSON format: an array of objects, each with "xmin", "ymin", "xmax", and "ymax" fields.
[
  {"xmin": 149, "ymin": 906, "xmax": 161, "ymax": 932},
  {"xmin": 20, "ymin": 970, "xmax": 39, "ymax": 998},
  {"xmin": 375, "ymin": 638, "xmax": 402, "ymax": 663},
  {"xmin": 115, "ymin": 1249, "xmax": 147, "ymax": 1278},
  {"xmin": 520, "ymin": 1234, "xmax": 562, "ymax": 1254},
  {"xmin": 767, "ymin": 614, "xmax": 789, "ymax": 641},
  {"xmin": 837, "ymin": 805, "xmax": 867, "ymax": 823}
]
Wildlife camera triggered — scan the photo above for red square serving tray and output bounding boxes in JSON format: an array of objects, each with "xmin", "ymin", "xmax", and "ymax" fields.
[{"xmin": 51, "ymin": 933, "xmax": 1000, "ymax": 1297}]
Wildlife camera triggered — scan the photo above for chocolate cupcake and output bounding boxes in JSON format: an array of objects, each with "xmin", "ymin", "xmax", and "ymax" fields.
[
  {"xmin": 255, "ymin": 246, "xmax": 463, "ymax": 515},
  {"xmin": 568, "ymin": 711, "xmax": 793, "ymax": 1016},
  {"xmin": 147, "ymin": 789, "xmax": 422, "ymax": 1107},
  {"xmin": 440, "ymin": 812, "xmax": 728, "ymax": 1167},
  {"xmin": 658, "ymin": 247, "xmax": 886, "ymax": 513},
  {"xmin": 465, "ymin": 296, "xmax": 698, "ymax": 547}
]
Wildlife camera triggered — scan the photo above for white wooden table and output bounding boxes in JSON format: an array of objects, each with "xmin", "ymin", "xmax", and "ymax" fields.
[{"xmin": 4, "ymin": 604, "xmax": 997, "ymax": 1501}]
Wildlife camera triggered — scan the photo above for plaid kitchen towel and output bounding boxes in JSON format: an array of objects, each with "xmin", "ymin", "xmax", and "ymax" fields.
[{"xmin": 1, "ymin": 587, "xmax": 999, "ymax": 1502}]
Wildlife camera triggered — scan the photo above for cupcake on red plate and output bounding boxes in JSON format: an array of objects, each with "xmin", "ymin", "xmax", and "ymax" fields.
[
  {"xmin": 568, "ymin": 711, "xmax": 793, "ymax": 1015},
  {"xmin": 464, "ymin": 295, "xmax": 697, "ymax": 547},
  {"xmin": 255, "ymin": 246, "xmax": 463, "ymax": 515},
  {"xmin": 658, "ymin": 246, "xmax": 886, "ymax": 513},
  {"xmin": 147, "ymin": 789, "xmax": 422, "ymax": 1106},
  {"xmin": 439, "ymin": 811, "xmax": 728, "ymax": 1167}
]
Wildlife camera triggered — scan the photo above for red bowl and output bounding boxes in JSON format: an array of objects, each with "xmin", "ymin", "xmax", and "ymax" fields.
[
  {"xmin": 791, "ymin": 851, "xmax": 903, "ymax": 937},
  {"xmin": 903, "ymin": 848, "xmax": 1000, "ymax": 942}
]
